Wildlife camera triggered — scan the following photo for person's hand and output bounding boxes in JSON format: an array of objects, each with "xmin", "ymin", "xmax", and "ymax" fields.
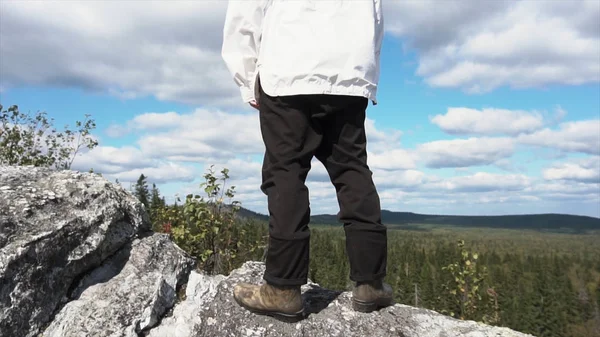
[{"xmin": 249, "ymin": 99, "xmax": 259, "ymax": 110}]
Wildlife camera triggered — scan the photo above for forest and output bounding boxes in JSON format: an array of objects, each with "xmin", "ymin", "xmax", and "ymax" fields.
[{"xmin": 309, "ymin": 227, "xmax": 600, "ymax": 337}]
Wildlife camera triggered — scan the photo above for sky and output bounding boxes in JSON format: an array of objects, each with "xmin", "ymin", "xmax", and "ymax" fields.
[{"xmin": 1, "ymin": 0, "xmax": 599, "ymax": 218}]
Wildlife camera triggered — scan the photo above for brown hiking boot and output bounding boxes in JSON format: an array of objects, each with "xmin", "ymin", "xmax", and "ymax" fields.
[
  {"xmin": 233, "ymin": 282, "xmax": 304, "ymax": 321},
  {"xmin": 352, "ymin": 280, "xmax": 394, "ymax": 313}
]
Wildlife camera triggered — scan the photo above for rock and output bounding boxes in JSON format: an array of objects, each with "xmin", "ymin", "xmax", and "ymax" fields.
[
  {"xmin": 146, "ymin": 261, "xmax": 534, "ymax": 337},
  {"xmin": 147, "ymin": 271, "xmax": 226, "ymax": 337},
  {"xmin": 0, "ymin": 166, "xmax": 150, "ymax": 337},
  {"xmin": 42, "ymin": 233, "xmax": 195, "ymax": 337}
]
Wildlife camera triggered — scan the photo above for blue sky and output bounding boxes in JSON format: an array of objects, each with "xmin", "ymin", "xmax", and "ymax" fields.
[{"xmin": 1, "ymin": 1, "xmax": 599, "ymax": 218}]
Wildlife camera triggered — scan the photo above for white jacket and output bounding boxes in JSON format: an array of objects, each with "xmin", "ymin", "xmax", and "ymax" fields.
[{"xmin": 221, "ymin": 0, "xmax": 384, "ymax": 105}]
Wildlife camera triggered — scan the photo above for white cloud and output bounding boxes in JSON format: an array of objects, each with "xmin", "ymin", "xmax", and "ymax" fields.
[
  {"xmin": 363, "ymin": 118, "xmax": 415, "ymax": 170},
  {"xmin": 72, "ymin": 146, "xmax": 153, "ymax": 174},
  {"xmin": 373, "ymin": 169, "xmax": 426, "ymax": 189},
  {"xmin": 518, "ymin": 120, "xmax": 600, "ymax": 155},
  {"xmin": 307, "ymin": 160, "xmax": 332, "ymax": 183},
  {"xmin": 111, "ymin": 108, "xmax": 412, "ymax": 173},
  {"xmin": 109, "ymin": 109, "xmax": 409, "ymax": 167},
  {"xmin": 417, "ymin": 137, "xmax": 515, "ymax": 168},
  {"xmin": 2, "ymin": 0, "xmax": 597, "ymax": 104},
  {"xmin": 0, "ymin": 1, "xmax": 236, "ymax": 106},
  {"xmin": 130, "ymin": 112, "xmax": 184, "ymax": 130},
  {"xmin": 306, "ymin": 181, "xmax": 338, "ymax": 200},
  {"xmin": 131, "ymin": 109, "xmax": 263, "ymax": 161},
  {"xmin": 529, "ymin": 179, "xmax": 600, "ymax": 204},
  {"xmin": 72, "ymin": 145, "xmax": 197, "ymax": 184},
  {"xmin": 104, "ymin": 124, "xmax": 131, "ymax": 138},
  {"xmin": 369, "ymin": 149, "xmax": 416, "ymax": 170},
  {"xmin": 365, "ymin": 118, "xmax": 403, "ymax": 152},
  {"xmin": 424, "ymin": 172, "xmax": 531, "ymax": 193},
  {"xmin": 385, "ymin": 0, "xmax": 600, "ymax": 92},
  {"xmin": 110, "ymin": 162, "xmax": 197, "ymax": 185},
  {"xmin": 208, "ymin": 158, "xmax": 263, "ymax": 181},
  {"xmin": 543, "ymin": 157, "xmax": 600, "ymax": 183},
  {"xmin": 430, "ymin": 107, "xmax": 544, "ymax": 136}
]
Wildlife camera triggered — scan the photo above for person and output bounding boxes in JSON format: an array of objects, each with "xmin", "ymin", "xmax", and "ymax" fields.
[{"xmin": 221, "ymin": 0, "xmax": 392, "ymax": 320}]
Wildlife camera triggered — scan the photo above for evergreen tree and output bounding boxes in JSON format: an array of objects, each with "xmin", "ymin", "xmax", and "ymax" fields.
[
  {"xmin": 149, "ymin": 183, "xmax": 166, "ymax": 223},
  {"xmin": 150, "ymin": 183, "xmax": 164, "ymax": 208},
  {"xmin": 134, "ymin": 174, "xmax": 150, "ymax": 209}
]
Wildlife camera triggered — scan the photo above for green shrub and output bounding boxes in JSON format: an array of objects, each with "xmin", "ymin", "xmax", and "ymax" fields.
[
  {"xmin": 442, "ymin": 240, "xmax": 499, "ymax": 323},
  {"xmin": 157, "ymin": 165, "xmax": 267, "ymax": 275},
  {"xmin": 0, "ymin": 104, "xmax": 98, "ymax": 169}
]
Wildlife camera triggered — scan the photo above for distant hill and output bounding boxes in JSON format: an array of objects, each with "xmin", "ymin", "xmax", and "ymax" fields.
[
  {"xmin": 236, "ymin": 207, "xmax": 269, "ymax": 222},
  {"xmin": 238, "ymin": 207, "xmax": 600, "ymax": 234}
]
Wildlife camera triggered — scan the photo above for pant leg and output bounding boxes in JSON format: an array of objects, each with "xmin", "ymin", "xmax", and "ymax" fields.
[
  {"xmin": 314, "ymin": 96, "xmax": 388, "ymax": 283},
  {"xmin": 258, "ymin": 88, "xmax": 320, "ymax": 287}
]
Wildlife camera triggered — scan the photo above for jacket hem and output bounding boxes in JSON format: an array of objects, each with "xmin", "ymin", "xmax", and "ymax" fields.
[{"xmin": 261, "ymin": 83, "xmax": 378, "ymax": 105}]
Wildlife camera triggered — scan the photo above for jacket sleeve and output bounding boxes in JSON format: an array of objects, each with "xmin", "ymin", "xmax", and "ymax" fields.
[
  {"xmin": 221, "ymin": 0, "xmax": 269, "ymax": 103},
  {"xmin": 373, "ymin": 0, "xmax": 384, "ymax": 105}
]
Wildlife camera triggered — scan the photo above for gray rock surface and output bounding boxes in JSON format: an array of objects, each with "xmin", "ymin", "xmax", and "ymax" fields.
[
  {"xmin": 147, "ymin": 271, "xmax": 226, "ymax": 337},
  {"xmin": 147, "ymin": 261, "xmax": 535, "ymax": 337},
  {"xmin": 42, "ymin": 233, "xmax": 195, "ymax": 337},
  {"xmin": 0, "ymin": 166, "xmax": 150, "ymax": 337}
]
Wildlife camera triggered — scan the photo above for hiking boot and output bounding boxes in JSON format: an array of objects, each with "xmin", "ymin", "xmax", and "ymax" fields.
[
  {"xmin": 352, "ymin": 279, "xmax": 394, "ymax": 313},
  {"xmin": 233, "ymin": 282, "xmax": 304, "ymax": 321}
]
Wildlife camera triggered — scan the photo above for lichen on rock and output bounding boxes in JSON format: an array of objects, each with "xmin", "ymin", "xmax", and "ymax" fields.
[
  {"xmin": 42, "ymin": 233, "xmax": 195, "ymax": 337},
  {"xmin": 0, "ymin": 166, "xmax": 151, "ymax": 337}
]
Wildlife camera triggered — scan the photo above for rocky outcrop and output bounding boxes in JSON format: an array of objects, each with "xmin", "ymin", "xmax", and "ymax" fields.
[
  {"xmin": 147, "ymin": 271, "xmax": 226, "ymax": 337},
  {"xmin": 1, "ymin": 165, "xmax": 534, "ymax": 337},
  {"xmin": 0, "ymin": 166, "xmax": 192, "ymax": 337},
  {"xmin": 43, "ymin": 234, "xmax": 194, "ymax": 337},
  {"xmin": 146, "ymin": 261, "xmax": 534, "ymax": 337}
]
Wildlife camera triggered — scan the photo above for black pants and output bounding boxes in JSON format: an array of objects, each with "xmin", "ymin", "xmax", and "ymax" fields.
[{"xmin": 258, "ymin": 85, "xmax": 387, "ymax": 287}]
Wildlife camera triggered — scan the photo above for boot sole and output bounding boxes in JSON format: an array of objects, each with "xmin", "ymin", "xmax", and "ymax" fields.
[
  {"xmin": 234, "ymin": 295, "xmax": 305, "ymax": 323},
  {"xmin": 352, "ymin": 297, "xmax": 394, "ymax": 313}
]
